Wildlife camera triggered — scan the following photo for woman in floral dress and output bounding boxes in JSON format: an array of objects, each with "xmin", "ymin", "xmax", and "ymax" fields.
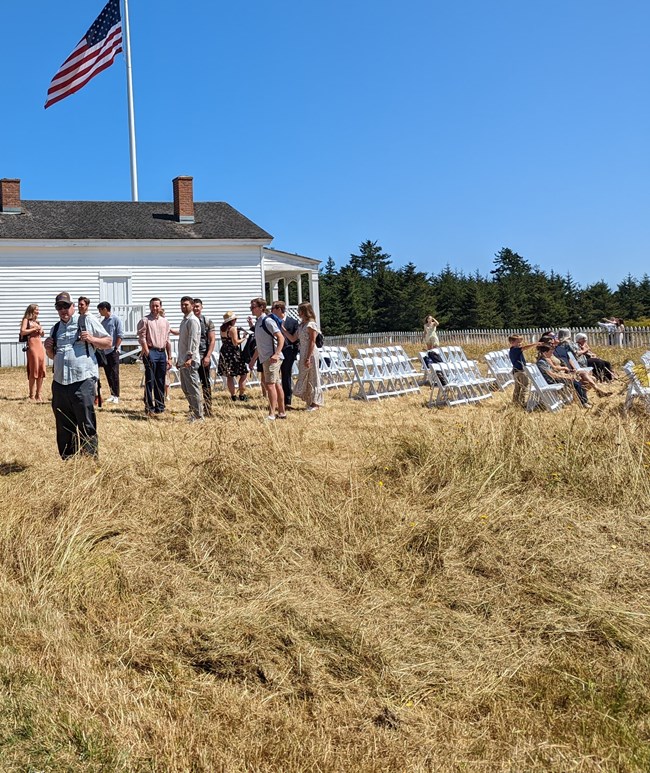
[{"xmin": 217, "ymin": 311, "xmax": 249, "ymax": 401}]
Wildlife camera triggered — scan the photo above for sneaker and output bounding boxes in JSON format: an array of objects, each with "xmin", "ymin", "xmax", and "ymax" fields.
[
  {"xmin": 231, "ymin": 395, "xmax": 238, "ymax": 402},
  {"xmin": 277, "ymin": 413, "xmax": 287, "ymax": 419},
  {"xmin": 187, "ymin": 414, "xmax": 205, "ymax": 423},
  {"xmin": 265, "ymin": 415, "xmax": 276, "ymax": 421},
  {"xmin": 239, "ymin": 395, "xmax": 248, "ymax": 402}
]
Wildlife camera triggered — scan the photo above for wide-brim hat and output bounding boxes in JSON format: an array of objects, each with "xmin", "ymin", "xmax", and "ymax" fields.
[
  {"xmin": 54, "ymin": 291, "xmax": 72, "ymax": 306},
  {"xmin": 223, "ymin": 310, "xmax": 237, "ymax": 323}
]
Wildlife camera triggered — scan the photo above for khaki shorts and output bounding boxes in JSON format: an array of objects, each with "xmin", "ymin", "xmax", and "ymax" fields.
[{"xmin": 262, "ymin": 359, "xmax": 281, "ymax": 384}]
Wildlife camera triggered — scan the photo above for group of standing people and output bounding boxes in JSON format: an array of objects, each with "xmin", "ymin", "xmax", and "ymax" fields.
[
  {"xmin": 30, "ymin": 290, "xmax": 325, "ymax": 462},
  {"xmin": 239, "ymin": 298, "xmax": 323, "ymax": 421},
  {"xmin": 21, "ymin": 296, "xmax": 123, "ymax": 408},
  {"xmin": 598, "ymin": 317, "xmax": 626, "ymax": 347},
  {"xmin": 135, "ymin": 295, "xmax": 325, "ymax": 425}
]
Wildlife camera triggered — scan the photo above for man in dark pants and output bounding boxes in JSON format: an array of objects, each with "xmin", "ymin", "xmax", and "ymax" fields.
[
  {"xmin": 193, "ymin": 298, "xmax": 216, "ymax": 418},
  {"xmin": 270, "ymin": 301, "xmax": 299, "ymax": 408},
  {"xmin": 44, "ymin": 292, "xmax": 112, "ymax": 459},
  {"xmin": 137, "ymin": 298, "xmax": 172, "ymax": 417},
  {"xmin": 97, "ymin": 301, "xmax": 124, "ymax": 403}
]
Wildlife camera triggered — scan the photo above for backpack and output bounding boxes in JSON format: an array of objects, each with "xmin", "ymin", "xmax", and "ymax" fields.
[
  {"xmin": 241, "ymin": 333, "xmax": 256, "ymax": 362},
  {"xmin": 426, "ymin": 350, "xmax": 447, "ymax": 386},
  {"xmin": 52, "ymin": 317, "xmax": 107, "ymax": 366},
  {"xmin": 258, "ymin": 316, "xmax": 280, "ymax": 352}
]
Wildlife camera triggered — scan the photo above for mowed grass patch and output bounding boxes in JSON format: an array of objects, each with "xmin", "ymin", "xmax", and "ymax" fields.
[{"xmin": 0, "ymin": 355, "xmax": 649, "ymax": 771}]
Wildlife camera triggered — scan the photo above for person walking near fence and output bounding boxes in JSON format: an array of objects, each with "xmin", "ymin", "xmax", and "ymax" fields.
[
  {"xmin": 20, "ymin": 304, "xmax": 46, "ymax": 402},
  {"xmin": 423, "ymin": 315, "xmax": 440, "ymax": 348},
  {"xmin": 97, "ymin": 302, "xmax": 124, "ymax": 404},
  {"xmin": 137, "ymin": 298, "xmax": 172, "ymax": 418},
  {"xmin": 177, "ymin": 296, "xmax": 204, "ymax": 422},
  {"xmin": 44, "ymin": 292, "xmax": 111, "ymax": 459}
]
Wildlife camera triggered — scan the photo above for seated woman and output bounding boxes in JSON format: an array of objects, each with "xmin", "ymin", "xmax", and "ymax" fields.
[
  {"xmin": 554, "ymin": 329, "xmax": 610, "ymax": 397},
  {"xmin": 574, "ymin": 333, "xmax": 616, "ymax": 382},
  {"xmin": 536, "ymin": 344, "xmax": 590, "ymax": 407}
]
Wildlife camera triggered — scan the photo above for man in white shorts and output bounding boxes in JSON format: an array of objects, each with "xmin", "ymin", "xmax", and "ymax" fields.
[{"xmin": 248, "ymin": 297, "xmax": 286, "ymax": 420}]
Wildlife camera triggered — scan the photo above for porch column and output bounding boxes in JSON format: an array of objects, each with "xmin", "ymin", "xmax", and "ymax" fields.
[
  {"xmin": 309, "ymin": 270, "xmax": 320, "ymax": 327},
  {"xmin": 297, "ymin": 274, "xmax": 303, "ymax": 304},
  {"xmin": 272, "ymin": 279, "xmax": 280, "ymax": 302}
]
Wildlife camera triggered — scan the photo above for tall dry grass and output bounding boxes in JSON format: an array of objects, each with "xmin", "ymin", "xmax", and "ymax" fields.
[{"xmin": 0, "ymin": 347, "xmax": 649, "ymax": 771}]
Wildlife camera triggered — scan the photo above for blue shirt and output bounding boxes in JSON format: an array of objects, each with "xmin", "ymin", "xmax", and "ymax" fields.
[
  {"xmin": 100, "ymin": 313, "xmax": 124, "ymax": 353},
  {"xmin": 50, "ymin": 314, "xmax": 110, "ymax": 385},
  {"xmin": 508, "ymin": 346, "xmax": 527, "ymax": 371}
]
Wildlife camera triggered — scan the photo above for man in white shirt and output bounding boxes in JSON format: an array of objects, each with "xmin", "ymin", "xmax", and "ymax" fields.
[{"xmin": 177, "ymin": 295, "xmax": 204, "ymax": 422}]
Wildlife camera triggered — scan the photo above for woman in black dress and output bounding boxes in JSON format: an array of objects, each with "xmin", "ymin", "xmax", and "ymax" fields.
[{"xmin": 217, "ymin": 311, "xmax": 249, "ymax": 401}]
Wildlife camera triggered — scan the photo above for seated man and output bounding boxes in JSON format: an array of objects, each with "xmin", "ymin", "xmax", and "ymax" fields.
[{"xmin": 536, "ymin": 344, "xmax": 590, "ymax": 407}]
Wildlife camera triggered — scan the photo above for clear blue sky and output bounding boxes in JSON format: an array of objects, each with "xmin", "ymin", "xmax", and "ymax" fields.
[{"xmin": 3, "ymin": 1, "xmax": 649, "ymax": 287}]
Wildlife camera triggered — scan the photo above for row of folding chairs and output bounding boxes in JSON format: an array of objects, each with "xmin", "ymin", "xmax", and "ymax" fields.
[
  {"xmin": 433, "ymin": 346, "xmax": 495, "ymax": 389},
  {"xmin": 349, "ymin": 346, "xmax": 421, "ymax": 400},
  {"xmin": 419, "ymin": 346, "xmax": 496, "ymax": 408},
  {"xmin": 484, "ymin": 349, "xmax": 515, "ymax": 390},
  {"xmin": 318, "ymin": 346, "xmax": 355, "ymax": 390}
]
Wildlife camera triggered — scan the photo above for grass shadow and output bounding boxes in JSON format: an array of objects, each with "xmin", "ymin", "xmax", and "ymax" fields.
[{"xmin": 0, "ymin": 461, "xmax": 28, "ymax": 475}]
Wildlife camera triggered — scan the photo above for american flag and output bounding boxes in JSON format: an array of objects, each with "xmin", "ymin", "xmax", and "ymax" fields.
[{"xmin": 45, "ymin": 0, "xmax": 123, "ymax": 109}]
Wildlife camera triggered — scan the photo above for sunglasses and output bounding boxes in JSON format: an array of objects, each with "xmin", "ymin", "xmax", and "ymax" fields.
[{"xmin": 55, "ymin": 302, "xmax": 72, "ymax": 310}]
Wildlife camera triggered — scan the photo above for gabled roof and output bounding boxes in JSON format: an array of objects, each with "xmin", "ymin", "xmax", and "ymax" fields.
[{"xmin": 0, "ymin": 201, "xmax": 273, "ymax": 241}]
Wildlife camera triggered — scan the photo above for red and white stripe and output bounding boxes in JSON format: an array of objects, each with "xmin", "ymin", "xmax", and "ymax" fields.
[{"xmin": 45, "ymin": 21, "xmax": 123, "ymax": 109}]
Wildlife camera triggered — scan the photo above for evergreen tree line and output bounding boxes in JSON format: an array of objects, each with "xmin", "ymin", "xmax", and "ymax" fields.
[{"xmin": 319, "ymin": 242, "xmax": 650, "ymax": 335}]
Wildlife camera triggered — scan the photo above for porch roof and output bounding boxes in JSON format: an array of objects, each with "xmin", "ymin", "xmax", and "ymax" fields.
[{"xmin": 263, "ymin": 247, "xmax": 320, "ymax": 275}]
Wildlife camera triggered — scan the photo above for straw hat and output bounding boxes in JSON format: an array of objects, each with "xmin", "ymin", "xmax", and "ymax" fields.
[{"xmin": 223, "ymin": 310, "xmax": 237, "ymax": 323}]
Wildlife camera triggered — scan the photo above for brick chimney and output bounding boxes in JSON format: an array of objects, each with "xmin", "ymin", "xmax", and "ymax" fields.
[
  {"xmin": 172, "ymin": 176, "xmax": 194, "ymax": 223},
  {"xmin": 0, "ymin": 178, "xmax": 21, "ymax": 214}
]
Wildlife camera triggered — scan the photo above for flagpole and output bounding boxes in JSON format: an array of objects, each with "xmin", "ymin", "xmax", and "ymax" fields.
[{"xmin": 122, "ymin": 0, "xmax": 139, "ymax": 201}]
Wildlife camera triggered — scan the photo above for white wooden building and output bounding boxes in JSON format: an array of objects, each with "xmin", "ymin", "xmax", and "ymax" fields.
[{"xmin": 0, "ymin": 176, "xmax": 320, "ymax": 366}]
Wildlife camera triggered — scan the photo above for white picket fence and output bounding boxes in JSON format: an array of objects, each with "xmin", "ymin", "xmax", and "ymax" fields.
[
  {"xmin": 2, "ymin": 325, "xmax": 649, "ymax": 369},
  {"xmin": 325, "ymin": 327, "xmax": 650, "ymax": 349}
]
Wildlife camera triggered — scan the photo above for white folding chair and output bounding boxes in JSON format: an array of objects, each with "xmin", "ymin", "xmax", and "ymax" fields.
[
  {"xmin": 623, "ymin": 361, "xmax": 650, "ymax": 413},
  {"xmin": 525, "ymin": 364, "xmax": 566, "ymax": 412}
]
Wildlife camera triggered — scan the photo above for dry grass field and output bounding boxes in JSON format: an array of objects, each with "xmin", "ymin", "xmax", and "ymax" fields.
[{"xmin": 0, "ymin": 345, "xmax": 649, "ymax": 772}]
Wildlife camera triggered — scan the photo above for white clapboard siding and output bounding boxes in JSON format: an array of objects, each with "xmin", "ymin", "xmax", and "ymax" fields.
[{"xmin": 0, "ymin": 242, "xmax": 265, "ymax": 356}]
